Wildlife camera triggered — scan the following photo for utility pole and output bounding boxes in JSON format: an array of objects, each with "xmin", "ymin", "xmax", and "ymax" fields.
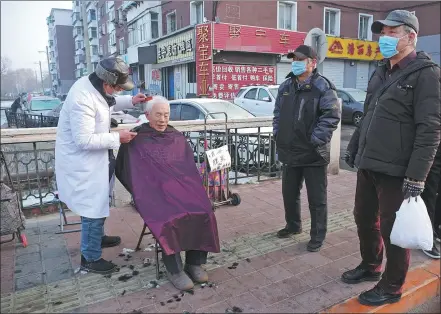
[
  {"xmin": 34, "ymin": 69, "xmax": 39, "ymax": 88},
  {"xmin": 39, "ymin": 61, "xmax": 44, "ymax": 93},
  {"xmin": 81, "ymin": 1, "xmax": 92, "ymax": 74},
  {"xmin": 45, "ymin": 46, "xmax": 51, "ymax": 88}
]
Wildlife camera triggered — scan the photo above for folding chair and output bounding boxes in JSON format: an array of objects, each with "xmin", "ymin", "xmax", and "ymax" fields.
[
  {"xmin": 135, "ymin": 223, "xmax": 162, "ymax": 280},
  {"xmin": 54, "ymin": 191, "xmax": 81, "ymax": 234}
]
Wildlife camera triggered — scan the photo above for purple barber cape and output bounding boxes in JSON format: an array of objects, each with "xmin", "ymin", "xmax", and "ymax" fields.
[{"xmin": 115, "ymin": 123, "xmax": 220, "ymax": 255}]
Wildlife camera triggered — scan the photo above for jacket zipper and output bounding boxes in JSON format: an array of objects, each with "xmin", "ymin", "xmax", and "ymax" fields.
[{"xmin": 298, "ymin": 99, "xmax": 304, "ymax": 121}]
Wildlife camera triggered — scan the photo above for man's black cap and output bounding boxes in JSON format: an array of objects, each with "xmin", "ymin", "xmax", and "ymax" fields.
[
  {"xmin": 287, "ymin": 45, "xmax": 318, "ymax": 60},
  {"xmin": 95, "ymin": 57, "xmax": 134, "ymax": 91},
  {"xmin": 371, "ymin": 10, "xmax": 419, "ymax": 34}
]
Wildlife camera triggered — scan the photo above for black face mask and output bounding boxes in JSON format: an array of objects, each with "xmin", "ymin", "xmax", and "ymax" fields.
[{"xmin": 88, "ymin": 73, "xmax": 116, "ymax": 108}]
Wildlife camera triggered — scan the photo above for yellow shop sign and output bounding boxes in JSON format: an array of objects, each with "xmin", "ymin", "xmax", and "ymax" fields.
[{"xmin": 326, "ymin": 36, "xmax": 383, "ymax": 61}]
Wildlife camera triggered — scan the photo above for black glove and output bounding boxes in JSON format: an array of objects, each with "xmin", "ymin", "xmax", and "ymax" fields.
[
  {"xmin": 402, "ymin": 178, "xmax": 425, "ymax": 199},
  {"xmin": 344, "ymin": 150, "xmax": 355, "ymax": 168}
]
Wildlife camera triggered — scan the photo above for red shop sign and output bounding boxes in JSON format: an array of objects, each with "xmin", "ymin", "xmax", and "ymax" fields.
[
  {"xmin": 213, "ymin": 23, "xmax": 306, "ymax": 54},
  {"xmin": 212, "ymin": 64, "xmax": 276, "ymax": 100},
  {"xmin": 195, "ymin": 23, "xmax": 213, "ymax": 97}
]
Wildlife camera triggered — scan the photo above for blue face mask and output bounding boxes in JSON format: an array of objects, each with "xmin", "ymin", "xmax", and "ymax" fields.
[
  {"xmin": 378, "ymin": 35, "xmax": 403, "ymax": 58},
  {"xmin": 291, "ymin": 61, "xmax": 307, "ymax": 76}
]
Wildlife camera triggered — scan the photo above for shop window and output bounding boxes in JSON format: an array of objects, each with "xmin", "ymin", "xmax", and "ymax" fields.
[
  {"xmin": 278, "ymin": 1, "xmax": 297, "ymax": 31},
  {"xmin": 324, "ymin": 7, "xmax": 341, "ymax": 36},
  {"xmin": 358, "ymin": 14, "xmax": 373, "ymax": 40}
]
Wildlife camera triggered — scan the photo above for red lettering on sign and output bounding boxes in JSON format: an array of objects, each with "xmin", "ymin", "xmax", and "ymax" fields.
[
  {"xmin": 357, "ymin": 44, "xmax": 364, "ymax": 55},
  {"xmin": 329, "ymin": 40, "xmax": 344, "ymax": 54},
  {"xmin": 347, "ymin": 42, "xmax": 355, "ymax": 55}
]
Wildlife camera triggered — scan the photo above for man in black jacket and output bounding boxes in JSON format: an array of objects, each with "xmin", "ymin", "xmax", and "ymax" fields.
[
  {"xmin": 273, "ymin": 45, "xmax": 341, "ymax": 252},
  {"xmin": 343, "ymin": 10, "xmax": 441, "ymax": 306}
]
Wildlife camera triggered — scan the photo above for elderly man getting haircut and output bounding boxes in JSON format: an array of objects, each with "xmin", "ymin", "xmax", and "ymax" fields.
[{"xmin": 115, "ymin": 96, "xmax": 220, "ymax": 291}]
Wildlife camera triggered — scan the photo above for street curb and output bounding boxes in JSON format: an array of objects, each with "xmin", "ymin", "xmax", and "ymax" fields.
[{"xmin": 322, "ymin": 260, "xmax": 440, "ymax": 313}]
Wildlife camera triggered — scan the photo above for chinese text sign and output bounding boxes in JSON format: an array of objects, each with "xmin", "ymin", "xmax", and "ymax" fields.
[
  {"xmin": 195, "ymin": 23, "xmax": 213, "ymax": 97},
  {"xmin": 326, "ymin": 36, "xmax": 383, "ymax": 61}
]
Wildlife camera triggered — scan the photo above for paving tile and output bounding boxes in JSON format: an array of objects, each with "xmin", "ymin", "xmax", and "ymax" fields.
[
  {"xmin": 117, "ymin": 290, "xmax": 155, "ymax": 312},
  {"xmin": 297, "ymin": 252, "xmax": 333, "ymax": 268},
  {"xmin": 259, "ymin": 264, "xmax": 293, "ymax": 282},
  {"xmin": 45, "ymin": 267, "xmax": 74, "ymax": 283},
  {"xmin": 14, "ymin": 260, "xmax": 43, "ymax": 278},
  {"xmin": 293, "ymin": 287, "xmax": 334, "ymax": 312},
  {"xmin": 226, "ymin": 291, "xmax": 265, "ymax": 313},
  {"xmin": 215, "ymin": 278, "xmax": 249, "ymax": 299},
  {"xmin": 44, "ymin": 255, "xmax": 71, "ymax": 270},
  {"xmin": 16, "ymin": 243, "xmax": 40, "ymax": 256},
  {"xmin": 266, "ymin": 248, "xmax": 297, "ymax": 264},
  {"xmin": 279, "ymin": 258, "xmax": 313, "ymax": 275},
  {"xmin": 246, "ymin": 253, "xmax": 277, "ymax": 270},
  {"xmin": 184, "ymin": 286, "xmax": 224, "ymax": 311},
  {"xmin": 15, "ymin": 252, "xmax": 41, "ymax": 266},
  {"xmin": 41, "ymin": 247, "xmax": 69, "ymax": 260},
  {"xmin": 86, "ymin": 297, "xmax": 123, "ymax": 313},
  {"xmin": 277, "ymin": 276, "xmax": 312, "ymax": 297},
  {"xmin": 207, "ymin": 266, "xmax": 233, "ymax": 284},
  {"xmin": 295, "ymin": 268, "xmax": 333, "ymax": 287},
  {"xmin": 155, "ymin": 296, "xmax": 193, "ymax": 313},
  {"xmin": 250, "ymin": 283, "xmax": 290, "ymax": 306},
  {"xmin": 15, "ymin": 273, "xmax": 44, "ymax": 291},
  {"xmin": 236, "ymin": 271, "xmax": 272, "ymax": 290},
  {"xmin": 262, "ymin": 297, "xmax": 308, "ymax": 313},
  {"xmin": 224, "ymin": 260, "xmax": 256, "ymax": 277},
  {"xmin": 317, "ymin": 280, "xmax": 356, "ymax": 304},
  {"xmin": 195, "ymin": 300, "xmax": 230, "ymax": 313}
]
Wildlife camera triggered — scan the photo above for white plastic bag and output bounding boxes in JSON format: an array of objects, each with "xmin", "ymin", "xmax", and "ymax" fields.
[{"xmin": 390, "ymin": 196, "xmax": 433, "ymax": 250}]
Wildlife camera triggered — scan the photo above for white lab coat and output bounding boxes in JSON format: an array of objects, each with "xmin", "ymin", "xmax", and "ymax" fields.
[{"xmin": 55, "ymin": 76, "xmax": 133, "ymax": 218}]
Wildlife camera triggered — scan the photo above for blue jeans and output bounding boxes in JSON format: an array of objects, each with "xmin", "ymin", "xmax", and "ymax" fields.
[{"xmin": 81, "ymin": 217, "xmax": 105, "ymax": 262}]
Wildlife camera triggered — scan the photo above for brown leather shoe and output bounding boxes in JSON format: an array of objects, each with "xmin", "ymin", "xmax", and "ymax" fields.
[{"xmin": 184, "ymin": 264, "xmax": 209, "ymax": 283}]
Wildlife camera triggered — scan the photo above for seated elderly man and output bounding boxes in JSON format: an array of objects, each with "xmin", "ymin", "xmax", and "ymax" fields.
[{"xmin": 115, "ymin": 96, "xmax": 220, "ymax": 291}]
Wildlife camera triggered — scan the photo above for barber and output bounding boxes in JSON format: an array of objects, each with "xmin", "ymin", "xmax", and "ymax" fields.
[{"xmin": 55, "ymin": 57, "xmax": 146, "ymax": 274}]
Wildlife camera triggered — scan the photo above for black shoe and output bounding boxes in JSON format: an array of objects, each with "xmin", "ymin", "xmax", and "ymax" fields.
[
  {"xmin": 81, "ymin": 255, "xmax": 117, "ymax": 274},
  {"xmin": 277, "ymin": 228, "xmax": 302, "ymax": 238},
  {"xmin": 422, "ymin": 244, "xmax": 440, "ymax": 259},
  {"xmin": 358, "ymin": 286, "xmax": 401, "ymax": 306},
  {"xmin": 341, "ymin": 265, "xmax": 381, "ymax": 284},
  {"xmin": 101, "ymin": 235, "xmax": 121, "ymax": 248},
  {"xmin": 307, "ymin": 240, "xmax": 322, "ymax": 252}
]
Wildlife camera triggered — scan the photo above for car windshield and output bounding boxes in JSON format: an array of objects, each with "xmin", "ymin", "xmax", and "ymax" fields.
[
  {"xmin": 30, "ymin": 98, "xmax": 61, "ymax": 111},
  {"xmin": 199, "ymin": 101, "xmax": 255, "ymax": 119},
  {"xmin": 346, "ymin": 90, "xmax": 367, "ymax": 102},
  {"xmin": 268, "ymin": 88, "xmax": 278, "ymax": 98}
]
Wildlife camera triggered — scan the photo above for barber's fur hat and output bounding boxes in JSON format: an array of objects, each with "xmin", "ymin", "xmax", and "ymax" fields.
[{"xmin": 95, "ymin": 57, "xmax": 134, "ymax": 91}]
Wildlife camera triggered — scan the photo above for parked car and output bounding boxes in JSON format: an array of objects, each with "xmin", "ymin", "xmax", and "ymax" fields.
[
  {"xmin": 138, "ymin": 98, "xmax": 275, "ymax": 171},
  {"xmin": 24, "ymin": 96, "xmax": 62, "ymax": 115},
  {"xmin": 337, "ymin": 88, "xmax": 366, "ymax": 126},
  {"xmin": 111, "ymin": 111, "xmax": 140, "ymax": 124},
  {"xmin": 233, "ymin": 85, "xmax": 279, "ymax": 117}
]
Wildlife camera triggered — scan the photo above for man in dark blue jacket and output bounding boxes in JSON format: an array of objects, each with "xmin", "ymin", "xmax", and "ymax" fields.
[{"xmin": 273, "ymin": 45, "xmax": 341, "ymax": 252}]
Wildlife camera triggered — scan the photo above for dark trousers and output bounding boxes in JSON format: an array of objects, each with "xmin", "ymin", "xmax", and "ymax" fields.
[
  {"xmin": 421, "ymin": 156, "xmax": 441, "ymax": 236},
  {"xmin": 354, "ymin": 170, "xmax": 409, "ymax": 294},
  {"xmin": 282, "ymin": 165, "xmax": 328, "ymax": 243},
  {"xmin": 162, "ymin": 250, "xmax": 208, "ymax": 274}
]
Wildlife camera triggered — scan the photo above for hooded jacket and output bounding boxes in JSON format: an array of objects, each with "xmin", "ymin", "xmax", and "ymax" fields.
[{"xmin": 347, "ymin": 51, "xmax": 441, "ymax": 181}]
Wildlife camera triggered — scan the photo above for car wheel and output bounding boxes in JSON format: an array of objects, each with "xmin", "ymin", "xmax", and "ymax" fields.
[{"xmin": 352, "ymin": 112, "xmax": 363, "ymax": 127}]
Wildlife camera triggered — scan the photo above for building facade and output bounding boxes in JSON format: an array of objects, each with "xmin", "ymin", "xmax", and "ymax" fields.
[
  {"xmin": 125, "ymin": 1, "xmax": 439, "ymax": 97},
  {"xmin": 46, "ymin": 8, "xmax": 76, "ymax": 96}
]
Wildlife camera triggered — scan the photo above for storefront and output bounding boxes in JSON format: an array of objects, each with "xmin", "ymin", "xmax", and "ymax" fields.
[
  {"xmin": 148, "ymin": 27, "xmax": 196, "ymax": 100},
  {"xmin": 323, "ymin": 36, "xmax": 383, "ymax": 91},
  {"xmin": 195, "ymin": 23, "xmax": 305, "ymax": 99}
]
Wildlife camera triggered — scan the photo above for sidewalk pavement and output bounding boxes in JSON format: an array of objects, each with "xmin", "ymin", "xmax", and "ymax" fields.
[{"xmin": 0, "ymin": 170, "xmax": 438, "ymax": 313}]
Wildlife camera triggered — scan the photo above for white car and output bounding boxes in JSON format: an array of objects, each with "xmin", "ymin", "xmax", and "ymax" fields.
[
  {"xmin": 138, "ymin": 98, "xmax": 276, "ymax": 172},
  {"xmin": 233, "ymin": 85, "xmax": 279, "ymax": 117}
]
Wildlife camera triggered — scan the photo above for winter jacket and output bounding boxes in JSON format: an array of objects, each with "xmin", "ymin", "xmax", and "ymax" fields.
[
  {"xmin": 273, "ymin": 70, "xmax": 341, "ymax": 166},
  {"xmin": 347, "ymin": 51, "xmax": 441, "ymax": 181}
]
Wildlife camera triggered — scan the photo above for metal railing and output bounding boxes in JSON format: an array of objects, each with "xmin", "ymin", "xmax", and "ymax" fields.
[
  {"xmin": 0, "ymin": 117, "xmax": 341, "ymax": 211},
  {"xmin": 4, "ymin": 109, "xmax": 59, "ymax": 128}
]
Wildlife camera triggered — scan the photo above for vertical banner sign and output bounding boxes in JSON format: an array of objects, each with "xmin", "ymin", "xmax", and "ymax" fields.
[{"xmin": 196, "ymin": 23, "xmax": 213, "ymax": 97}]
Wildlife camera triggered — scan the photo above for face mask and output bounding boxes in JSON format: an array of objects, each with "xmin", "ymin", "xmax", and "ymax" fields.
[
  {"xmin": 291, "ymin": 61, "xmax": 307, "ymax": 76},
  {"xmin": 378, "ymin": 35, "xmax": 407, "ymax": 58}
]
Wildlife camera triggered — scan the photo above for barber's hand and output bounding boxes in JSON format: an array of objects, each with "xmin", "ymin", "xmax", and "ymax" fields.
[
  {"xmin": 402, "ymin": 177, "xmax": 425, "ymax": 199},
  {"xmin": 118, "ymin": 130, "xmax": 137, "ymax": 144},
  {"xmin": 132, "ymin": 93, "xmax": 147, "ymax": 105},
  {"xmin": 344, "ymin": 150, "xmax": 355, "ymax": 168}
]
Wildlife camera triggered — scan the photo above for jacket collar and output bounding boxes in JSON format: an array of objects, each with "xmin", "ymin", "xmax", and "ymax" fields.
[{"xmin": 88, "ymin": 73, "xmax": 116, "ymax": 108}]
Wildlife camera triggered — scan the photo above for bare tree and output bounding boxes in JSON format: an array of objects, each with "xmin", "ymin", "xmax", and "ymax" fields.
[{"xmin": 1, "ymin": 56, "xmax": 11, "ymax": 75}]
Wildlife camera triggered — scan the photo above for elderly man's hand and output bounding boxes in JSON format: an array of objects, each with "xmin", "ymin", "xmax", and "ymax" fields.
[{"xmin": 132, "ymin": 93, "xmax": 147, "ymax": 105}]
